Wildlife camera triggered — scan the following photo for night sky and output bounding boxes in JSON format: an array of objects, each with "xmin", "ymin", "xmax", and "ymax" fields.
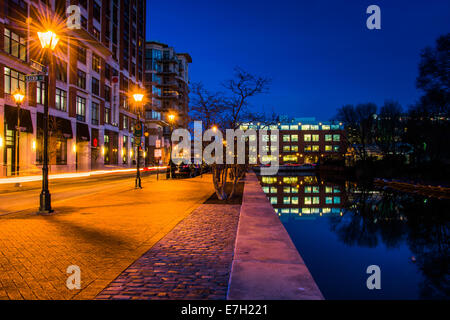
[{"xmin": 146, "ymin": 0, "xmax": 450, "ymax": 121}]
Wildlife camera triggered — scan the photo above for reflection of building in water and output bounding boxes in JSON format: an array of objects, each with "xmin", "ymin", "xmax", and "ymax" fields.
[{"xmin": 259, "ymin": 175, "xmax": 346, "ymax": 219}]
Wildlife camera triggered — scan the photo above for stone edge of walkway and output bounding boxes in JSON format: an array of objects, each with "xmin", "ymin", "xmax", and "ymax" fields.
[{"xmin": 227, "ymin": 172, "xmax": 324, "ymax": 300}]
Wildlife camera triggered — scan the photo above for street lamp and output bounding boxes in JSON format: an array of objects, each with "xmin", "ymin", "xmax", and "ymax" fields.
[
  {"xmin": 132, "ymin": 92, "xmax": 144, "ymax": 188},
  {"xmin": 37, "ymin": 30, "xmax": 59, "ymax": 214},
  {"xmin": 167, "ymin": 113, "xmax": 176, "ymax": 179},
  {"xmin": 12, "ymin": 89, "xmax": 25, "ymax": 176}
]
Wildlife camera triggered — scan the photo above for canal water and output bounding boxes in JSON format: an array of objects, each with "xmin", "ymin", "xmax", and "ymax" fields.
[{"xmin": 257, "ymin": 173, "xmax": 449, "ymax": 300}]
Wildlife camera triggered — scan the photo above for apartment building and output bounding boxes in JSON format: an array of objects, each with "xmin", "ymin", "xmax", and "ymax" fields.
[
  {"xmin": 0, "ymin": 0, "xmax": 146, "ymax": 177},
  {"xmin": 240, "ymin": 117, "xmax": 347, "ymax": 165},
  {"xmin": 143, "ymin": 41, "xmax": 191, "ymax": 165}
]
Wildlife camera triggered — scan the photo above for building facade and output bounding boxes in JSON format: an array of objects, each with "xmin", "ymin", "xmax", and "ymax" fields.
[
  {"xmin": 143, "ymin": 41, "xmax": 191, "ymax": 166},
  {"xmin": 0, "ymin": 0, "xmax": 146, "ymax": 177},
  {"xmin": 240, "ymin": 117, "xmax": 347, "ymax": 166}
]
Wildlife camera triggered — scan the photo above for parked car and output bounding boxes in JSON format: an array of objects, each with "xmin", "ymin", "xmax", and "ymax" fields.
[{"xmin": 174, "ymin": 164, "xmax": 201, "ymax": 178}]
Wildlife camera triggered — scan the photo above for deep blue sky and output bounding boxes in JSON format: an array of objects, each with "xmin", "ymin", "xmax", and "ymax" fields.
[{"xmin": 146, "ymin": 0, "xmax": 450, "ymax": 121}]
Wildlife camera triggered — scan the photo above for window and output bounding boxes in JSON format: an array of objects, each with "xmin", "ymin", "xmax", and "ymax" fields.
[
  {"xmin": 325, "ymin": 197, "xmax": 333, "ymax": 204},
  {"xmin": 122, "ymin": 135, "xmax": 128, "ymax": 164},
  {"xmin": 123, "ymin": 115, "xmax": 128, "ymax": 129},
  {"xmin": 77, "ymin": 46, "xmax": 87, "ymax": 64},
  {"xmin": 55, "ymin": 138, "xmax": 67, "ymax": 165},
  {"xmin": 311, "ymin": 125, "xmax": 319, "ymax": 130},
  {"xmin": 304, "ymin": 134, "xmax": 311, "ymax": 142},
  {"xmin": 325, "ymin": 134, "xmax": 332, "ymax": 141},
  {"xmin": 91, "ymin": 77, "xmax": 100, "ymax": 96},
  {"xmin": 55, "ymin": 88, "xmax": 67, "ymax": 111},
  {"xmin": 333, "ymin": 145, "xmax": 340, "ymax": 152},
  {"xmin": 312, "ymin": 134, "xmax": 319, "ymax": 142},
  {"xmin": 283, "ymin": 177, "xmax": 298, "ymax": 184},
  {"xmin": 312, "ymin": 186, "xmax": 320, "ymax": 193},
  {"xmin": 105, "ymin": 106, "xmax": 111, "ymax": 124},
  {"xmin": 262, "ymin": 176, "xmax": 277, "ymax": 184},
  {"xmin": 92, "ymin": 54, "xmax": 101, "ymax": 73},
  {"xmin": 91, "ymin": 102, "xmax": 99, "ymax": 125},
  {"xmin": 283, "ymin": 186, "xmax": 291, "ymax": 193},
  {"xmin": 291, "ymin": 145, "xmax": 299, "ymax": 152},
  {"xmin": 322, "ymin": 125, "xmax": 330, "ymax": 130},
  {"xmin": 291, "ymin": 134, "xmax": 298, "ymax": 142},
  {"xmin": 36, "ymin": 81, "xmax": 45, "ymax": 104},
  {"xmin": 312, "ymin": 145, "xmax": 319, "ymax": 152},
  {"xmin": 76, "ymin": 96, "xmax": 86, "ymax": 121},
  {"xmin": 283, "ymin": 145, "xmax": 290, "ymax": 152},
  {"xmin": 93, "ymin": 27, "xmax": 101, "ymax": 41},
  {"xmin": 56, "ymin": 60, "xmax": 67, "ymax": 82},
  {"xmin": 305, "ymin": 186, "xmax": 312, "ymax": 193},
  {"xmin": 4, "ymin": 67, "xmax": 25, "ymax": 95},
  {"xmin": 301, "ymin": 125, "xmax": 310, "ymax": 130},
  {"xmin": 262, "ymin": 187, "xmax": 270, "ymax": 193},
  {"xmin": 290, "ymin": 125, "xmax": 298, "ymax": 130},
  {"xmin": 104, "ymin": 85, "xmax": 111, "ymax": 102},
  {"xmin": 93, "ymin": 2, "xmax": 101, "ymax": 21},
  {"xmin": 304, "ymin": 197, "xmax": 312, "ymax": 205},
  {"xmin": 77, "ymin": 70, "xmax": 86, "ymax": 89},
  {"xmin": 333, "ymin": 134, "xmax": 340, "ymax": 141},
  {"xmin": 313, "ymin": 197, "xmax": 320, "ymax": 204},
  {"xmin": 292, "ymin": 197, "xmax": 299, "ymax": 205},
  {"xmin": 270, "ymin": 197, "xmax": 277, "ymax": 205},
  {"xmin": 283, "ymin": 135, "xmax": 290, "ymax": 142},
  {"xmin": 280, "ymin": 125, "xmax": 289, "ymax": 130},
  {"xmin": 283, "ymin": 197, "xmax": 290, "ymax": 204},
  {"xmin": 283, "ymin": 155, "xmax": 298, "ymax": 162},
  {"xmin": 270, "ymin": 187, "xmax": 277, "ymax": 193},
  {"xmin": 4, "ymin": 28, "xmax": 26, "ymax": 61},
  {"xmin": 325, "ymin": 145, "xmax": 332, "ymax": 152}
]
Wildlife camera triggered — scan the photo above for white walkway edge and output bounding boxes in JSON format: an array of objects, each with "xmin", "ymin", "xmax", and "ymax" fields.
[{"xmin": 227, "ymin": 172, "xmax": 324, "ymax": 300}]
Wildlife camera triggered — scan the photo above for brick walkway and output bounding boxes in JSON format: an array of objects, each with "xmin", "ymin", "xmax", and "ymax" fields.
[
  {"xmin": 96, "ymin": 204, "xmax": 241, "ymax": 300},
  {"xmin": 0, "ymin": 175, "xmax": 214, "ymax": 300}
]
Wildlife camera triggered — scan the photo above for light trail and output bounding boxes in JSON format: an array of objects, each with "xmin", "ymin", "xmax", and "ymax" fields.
[{"xmin": 0, "ymin": 166, "xmax": 169, "ymax": 185}]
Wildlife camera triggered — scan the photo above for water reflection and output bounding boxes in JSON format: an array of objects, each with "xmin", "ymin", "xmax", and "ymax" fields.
[{"xmin": 258, "ymin": 173, "xmax": 449, "ymax": 299}]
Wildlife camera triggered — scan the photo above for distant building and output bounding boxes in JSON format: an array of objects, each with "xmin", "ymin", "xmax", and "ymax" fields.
[
  {"xmin": 240, "ymin": 117, "xmax": 347, "ymax": 165},
  {"xmin": 143, "ymin": 41, "xmax": 192, "ymax": 165},
  {"xmin": 0, "ymin": 0, "xmax": 146, "ymax": 177}
]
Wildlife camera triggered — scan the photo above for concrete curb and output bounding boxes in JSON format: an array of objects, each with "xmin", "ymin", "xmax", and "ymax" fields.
[{"xmin": 227, "ymin": 172, "xmax": 324, "ymax": 300}]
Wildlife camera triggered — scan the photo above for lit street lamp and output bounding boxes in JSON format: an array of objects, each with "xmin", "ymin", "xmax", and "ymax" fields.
[
  {"xmin": 168, "ymin": 113, "xmax": 176, "ymax": 179},
  {"xmin": 37, "ymin": 30, "xmax": 59, "ymax": 214},
  {"xmin": 132, "ymin": 92, "xmax": 144, "ymax": 189},
  {"xmin": 12, "ymin": 89, "xmax": 25, "ymax": 176}
]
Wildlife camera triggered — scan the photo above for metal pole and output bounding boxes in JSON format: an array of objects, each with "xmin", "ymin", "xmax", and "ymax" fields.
[
  {"xmin": 135, "ymin": 113, "xmax": 142, "ymax": 188},
  {"xmin": 39, "ymin": 49, "xmax": 52, "ymax": 213},
  {"xmin": 15, "ymin": 101, "xmax": 21, "ymax": 176},
  {"xmin": 169, "ymin": 123, "xmax": 173, "ymax": 179}
]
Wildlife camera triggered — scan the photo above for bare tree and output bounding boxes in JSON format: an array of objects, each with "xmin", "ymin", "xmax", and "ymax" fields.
[{"xmin": 211, "ymin": 67, "xmax": 271, "ymax": 200}]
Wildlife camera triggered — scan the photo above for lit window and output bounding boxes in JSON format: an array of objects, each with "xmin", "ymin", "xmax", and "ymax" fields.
[
  {"xmin": 262, "ymin": 187, "xmax": 270, "ymax": 193},
  {"xmin": 304, "ymin": 186, "xmax": 312, "ymax": 193},
  {"xmin": 325, "ymin": 134, "xmax": 332, "ymax": 141},
  {"xmin": 281, "ymin": 125, "xmax": 289, "ymax": 130},
  {"xmin": 291, "ymin": 134, "xmax": 298, "ymax": 142},
  {"xmin": 262, "ymin": 177, "xmax": 277, "ymax": 184},
  {"xmin": 301, "ymin": 125, "xmax": 310, "ymax": 130},
  {"xmin": 304, "ymin": 197, "xmax": 312, "ymax": 205},
  {"xmin": 304, "ymin": 134, "xmax": 311, "ymax": 142},
  {"xmin": 283, "ymin": 145, "xmax": 290, "ymax": 152},
  {"xmin": 292, "ymin": 197, "xmax": 299, "ymax": 205},
  {"xmin": 325, "ymin": 186, "xmax": 333, "ymax": 193},
  {"xmin": 283, "ymin": 177, "xmax": 298, "ymax": 183},
  {"xmin": 312, "ymin": 186, "xmax": 320, "ymax": 193},
  {"xmin": 325, "ymin": 197, "xmax": 333, "ymax": 204},
  {"xmin": 333, "ymin": 145, "xmax": 340, "ymax": 152},
  {"xmin": 322, "ymin": 125, "xmax": 330, "ymax": 130},
  {"xmin": 283, "ymin": 187, "xmax": 291, "ymax": 193},
  {"xmin": 312, "ymin": 145, "xmax": 319, "ymax": 152},
  {"xmin": 313, "ymin": 197, "xmax": 320, "ymax": 204},
  {"xmin": 334, "ymin": 197, "xmax": 341, "ymax": 204},
  {"xmin": 283, "ymin": 197, "xmax": 290, "ymax": 204},
  {"xmin": 312, "ymin": 134, "xmax": 319, "ymax": 142},
  {"xmin": 333, "ymin": 134, "xmax": 340, "ymax": 141},
  {"xmin": 283, "ymin": 135, "xmax": 290, "ymax": 142},
  {"xmin": 270, "ymin": 187, "xmax": 277, "ymax": 193},
  {"xmin": 270, "ymin": 197, "xmax": 277, "ymax": 204},
  {"xmin": 291, "ymin": 145, "xmax": 298, "ymax": 152},
  {"xmin": 290, "ymin": 125, "xmax": 298, "ymax": 130},
  {"xmin": 325, "ymin": 145, "xmax": 332, "ymax": 152}
]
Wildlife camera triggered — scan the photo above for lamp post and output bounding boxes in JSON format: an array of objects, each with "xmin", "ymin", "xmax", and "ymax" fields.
[
  {"xmin": 132, "ymin": 92, "xmax": 144, "ymax": 189},
  {"xmin": 12, "ymin": 89, "xmax": 25, "ymax": 176},
  {"xmin": 167, "ymin": 113, "xmax": 175, "ymax": 179},
  {"xmin": 37, "ymin": 30, "xmax": 59, "ymax": 214}
]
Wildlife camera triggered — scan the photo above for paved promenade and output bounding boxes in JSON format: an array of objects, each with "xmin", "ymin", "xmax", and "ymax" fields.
[
  {"xmin": 0, "ymin": 174, "xmax": 214, "ymax": 300},
  {"xmin": 228, "ymin": 173, "xmax": 324, "ymax": 300},
  {"xmin": 96, "ymin": 204, "xmax": 240, "ymax": 300}
]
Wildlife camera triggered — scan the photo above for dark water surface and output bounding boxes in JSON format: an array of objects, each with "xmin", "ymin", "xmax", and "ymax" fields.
[{"xmin": 257, "ymin": 173, "xmax": 449, "ymax": 299}]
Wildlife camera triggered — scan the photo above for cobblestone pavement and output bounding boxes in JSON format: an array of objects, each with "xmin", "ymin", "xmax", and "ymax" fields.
[
  {"xmin": 0, "ymin": 174, "xmax": 214, "ymax": 300},
  {"xmin": 96, "ymin": 204, "xmax": 241, "ymax": 300}
]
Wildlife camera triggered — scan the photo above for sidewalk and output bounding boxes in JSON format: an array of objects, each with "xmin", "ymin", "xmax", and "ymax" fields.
[{"xmin": 0, "ymin": 174, "xmax": 214, "ymax": 300}]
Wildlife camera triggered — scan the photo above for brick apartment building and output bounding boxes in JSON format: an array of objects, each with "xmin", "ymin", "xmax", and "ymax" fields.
[
  {"xmin": 0, "ymin": 0, "xmax": 147, "ymax": 177},
  {"xmin": 240, "ymin": 117, "xmax": 347, "ymax": 165},
  {"xmin": 143, "ymin": 41, "xmax": 191, "ymax": 165}
]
